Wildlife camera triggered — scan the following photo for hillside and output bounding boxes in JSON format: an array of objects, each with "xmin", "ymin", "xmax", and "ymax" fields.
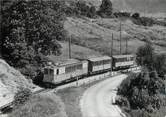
[
  {"xmin": 0, "ymin": 59, "xmax": 36, "ymax": 107},
  {"xmin": 64, "ymin": 17, "xmax": 166, "ymax": 56},
  {"xmin": 75, "ymin": 0, "xmax": 166, "ymax": 15},
  {"xmin": 49, "ymin": 41, "xmax": 101, "ymax": 62}
]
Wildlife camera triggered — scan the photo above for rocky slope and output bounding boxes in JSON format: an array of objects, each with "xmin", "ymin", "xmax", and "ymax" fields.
[{"xmin": 0, "ymin": 59, "xmax": 35, "ymax": 107}]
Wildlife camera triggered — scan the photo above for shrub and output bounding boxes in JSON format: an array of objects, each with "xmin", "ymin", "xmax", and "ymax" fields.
[
  {"xmin": 87, "ymin": 6, "xmax": 96, "ymax": 18},
  {"xmin": 10, "ymin": 95, "xmax": 63, "ymax": 117},
  {"xmin": 117, "ymin": 44, "xmax": 166, "ymax": 116},
  {"xmin": 115, "ymin": 96, "xmax": 130, "ymax": 108},
  {"xmin": 97, "ymin": 0, "xmax": 113, "ymax": 17},
  {"xmin": 13, "ymin": 87, "xmax": 32, "ymax": 108},
  {"xmin": 132, "ymin": 15, "xmax": 154, "ymax": 26},
  {"xmin": 136, "ymin": 43, "xmax": 155, "ymax": 70},
  {"xmin": 132, "ymin": 13, "xmax": 140, "ymax": 19},
  {"xmin": 114, "ymin": 12, "xmax": 131, "ymax": 18},
  {"xmin": 130, "ymin": 109, "xmax": 150, "ymax": 117}
]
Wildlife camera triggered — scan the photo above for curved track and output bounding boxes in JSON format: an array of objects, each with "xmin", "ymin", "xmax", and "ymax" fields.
[{"xmin": 80, "ymin": 74, "xmax": 127, "ymax": 117}]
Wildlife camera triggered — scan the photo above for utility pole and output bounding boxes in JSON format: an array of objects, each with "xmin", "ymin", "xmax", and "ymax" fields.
[
  {"xmin": 69, "ymin": 35, "xmax": 71, "ymax": 59},
  {"xmin": 143, "ymin": 0, "xmax": 146, "ymax": 17},
  {"xmin": 120, "ymin": 21, "xmax": 122, "ymax": 55},
  {"xmin": 125, "ymin": 37, "xmax": 128, "ymax": 54},
  {"xmin": 111, "ymin": 33, "xmax": 114, "ymax": 57},
  {"xmin": 110, "ymin": 33, "xmax": 114, "ymax": 75}
]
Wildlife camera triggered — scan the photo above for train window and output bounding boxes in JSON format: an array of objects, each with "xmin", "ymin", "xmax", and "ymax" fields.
[
  {"xmin": 103, "ymin": 60, "xmax": 111, "ymax": 64},
  {"xmin": 57, "ymin": 69, "xmax": 59, "ymax": 75},
  {"xmin": 44, "ymin": 69, "xmax": 48, "ymax": 74},
  {"xmin": 50, "ymin": 69, "xmax": 54, "ymax": 74},
  {"xmin": 127, "ymin": 57, "xmax": 130, "ymax": 61},
  {"xmin": 65, "ymin": 64, "xmax": 83, "ymax": 73},
  {"xmin": 77, "ymin": 64, "xmax": 82, "ymax": 69},
  {"xmin": 65, "ymin": 66, "xmax": 72, "ymax": 73},
  {"xmin": 116, "ymin": 57, "xmax": 127, "ymax": 62},
  {"xmin": 131, "ymin": 57, "xmax": 134, "ymax": 60},
  {"xmin": 93, "ymin": 61, "xmax": 103, "ymax": 66}
]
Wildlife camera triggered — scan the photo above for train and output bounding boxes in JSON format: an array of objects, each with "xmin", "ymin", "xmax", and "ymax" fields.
[{"xmin": 43, "ymin": 54, "xmax": 136, "ymax": 84}]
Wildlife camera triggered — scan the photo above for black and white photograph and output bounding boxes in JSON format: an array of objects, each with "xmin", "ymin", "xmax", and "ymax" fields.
[{"xmin": 0, "ymin": 0, "xmax": 166, "ymax": 117}]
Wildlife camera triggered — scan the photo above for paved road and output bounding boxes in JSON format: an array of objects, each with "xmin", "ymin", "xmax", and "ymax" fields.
[{"xmin": 80, "ymin": 74, "xmax": 127, "ymax": 117}]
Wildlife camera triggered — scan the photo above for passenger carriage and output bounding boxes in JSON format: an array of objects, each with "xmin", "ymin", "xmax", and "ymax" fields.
[
  {"xmin": 112, "ymin": 55, "xmax": 135, "ymax": 70},
  {"xmin": 87, "ymin": 56, "xmax": 112, "ymax": 75}
]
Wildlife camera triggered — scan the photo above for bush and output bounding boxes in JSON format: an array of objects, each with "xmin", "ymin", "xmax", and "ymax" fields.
[
  {"xmin": 115, "ymin": 96, "xmax": 130, "ymax": 108},
  {"xmin": 64, "ymin": 0, "xmax": 96, "ymax": 18},
  {"xmin": 97, "ymin": 0, "xmax": 113, "ymax": 17},
  {"xmin": 10, "ymin": 95, "xmax": 63, "ymax": 117},
  {"xmin": 132, "ymin": 15, "xmax": 154, "ymax": 26},
  {"xmin": 132, "ymin": 13, "xmax": 140, "ymax": 19},
  {"xmin": 114, "ymin": 12, "xmax": 131, "ymax": 18},
  {"xmin": 13, "ymin": 87, "xmax": 32, "ymax": 108},
  {"xmin": 117, "ymin": 43, "xmax": 166, "ymax": 117},
  {"xmin": 130, "ymin": 109, "xmax": 150, "ymax": 117},
  {"xmin": 87, "ymin": 6, "xmax": 96, "ymax": 18}
]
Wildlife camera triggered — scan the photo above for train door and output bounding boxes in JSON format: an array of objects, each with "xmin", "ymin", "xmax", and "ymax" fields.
[{"xmin": 44, "ymin": 68, "xmax": 54, "ymax": 83}]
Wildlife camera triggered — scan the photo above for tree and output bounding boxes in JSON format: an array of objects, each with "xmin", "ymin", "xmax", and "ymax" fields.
[
  {"xmin": 76, "ymin": 1, "xmax": 89, "ymax": 16},
  {"xmin": 136, "ymin": 43, "xmax": 155, "ymax": 70},
  {"xmin": 1, "ymin": 0, "xmax": 66, "ymax": 77},
  {"xmin": 98, "ymin": 0, "xmax": 113, "ymax": 17},
  {"xmin": 132, "ymin": 13, "xmax": 140, "ymax": 19},
  {"xmin": 87, "ymin": 6, "xmax": 96, "ymax": 18},
  {"xmin": 154, "ymin": 54, "xmax": 166, "ymax": 79}
]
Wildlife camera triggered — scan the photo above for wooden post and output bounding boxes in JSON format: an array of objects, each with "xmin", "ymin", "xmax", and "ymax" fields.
[
  {"xmin": 69, "ymin": 36, "xmax": 71, "ymax": 59},
  {"xmin": 111, "ymin": 33, "xmax": 114, "ymax": 76},
  {"xmin": 120, "ymin": 21, "xmax": 122, "ymax": 54},
  {"xmin": 126, "ymin": 37, "xmax": 128, "ymax": 54}
]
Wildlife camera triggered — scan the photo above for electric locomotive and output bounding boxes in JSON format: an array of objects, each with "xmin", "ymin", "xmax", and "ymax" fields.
[{"xmin": 43, "ymin": 59, "xmax": 88, "ymax": 84}]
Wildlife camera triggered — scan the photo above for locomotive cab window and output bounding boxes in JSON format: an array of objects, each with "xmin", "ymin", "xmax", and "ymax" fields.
[
  {"xmin": 44, "ymin": 68, "xmax": 53, "ymax": 74},
  {"xmin": 44, "ymin": 69, "xmax": 49, "ymax": 74}
]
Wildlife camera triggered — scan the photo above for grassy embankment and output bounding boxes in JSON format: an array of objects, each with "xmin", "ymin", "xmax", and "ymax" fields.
[{"xmin": 9, "ymin": 92, "xmax": 67, "ymax": 117}]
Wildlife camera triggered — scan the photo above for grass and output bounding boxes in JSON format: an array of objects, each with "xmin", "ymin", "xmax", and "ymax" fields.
[
  {"xmin": 56, "ymin": 87, "xmax": 84, "ymax": 117},
  {"xmin": 64, "ymin": 17, "xmax": 166, "ymax": 55},
  {"xmin": 48, "ymin": 41, "xmax": 101, "ymax": 63},
  {"xmin": 9, "ymin": 92, "xmax": 67, "ymax": 117}
]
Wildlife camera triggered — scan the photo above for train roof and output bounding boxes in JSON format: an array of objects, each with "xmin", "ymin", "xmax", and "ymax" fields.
[
  {"xmin": 113, "ymin": 54, "xmax": 134, "ymax": 59},
  {"xmin": 55, "ymin": 59, "xmax": 83, "ymax": 67},
  {"xmin": 45, "ymin": 58, "xmax": 85, "ymax": 69},
  {"xmin": 87, "ymin": 56, "xmax": 111, "ymax": 62}
]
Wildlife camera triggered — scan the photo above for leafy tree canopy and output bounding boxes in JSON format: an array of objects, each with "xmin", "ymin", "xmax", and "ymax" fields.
[
  {"xmin": 136, "ymin": 43, "xmax": 155, "ymax": 70},
  {"xmin": 118, "ymin": 43, "xmax": 166, "ymax": 116},
  {"xmin": 1, "ymin": 0, "xmax": 66, "ymax": 77},
  {"xmin": 98, "ymin": 0, "xmax": 113, "ymax": 17}
]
